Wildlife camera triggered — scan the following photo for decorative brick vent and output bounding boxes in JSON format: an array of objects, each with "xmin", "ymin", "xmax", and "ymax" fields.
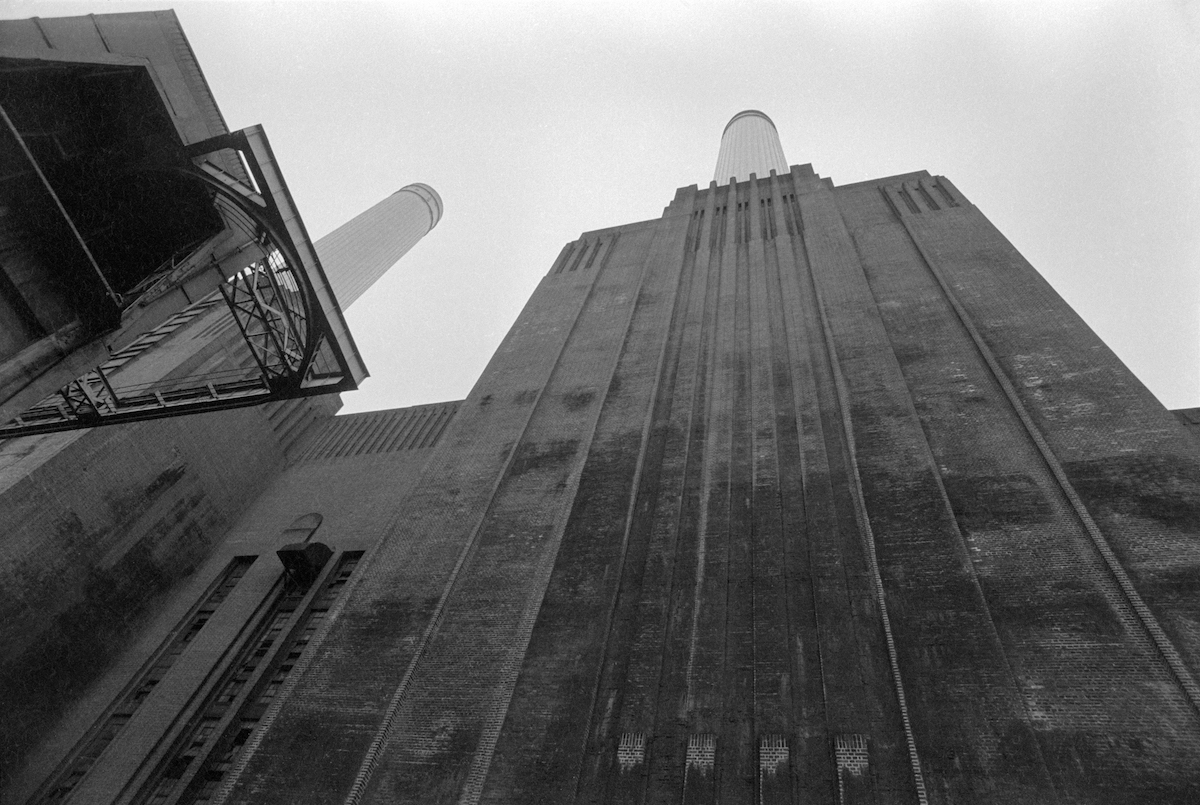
[
  {"xmin": 686, "ymin": 733, "xmax": 715, "ymax": 770},
  {"xmin": 881, "ymin": 178, "xmax": 962, "ymax": 219},
  {"xmin": 835, "ymin": 733, "xmax": 869, "ymax": 777},
  {"xmin": 834, "ymin": 734, "xmax": 870, "ymax": 805},
  {"xmin": 759, "ymin": 735, "xmax": 788, "ymax": 775},
  {"xmin": 617, "ymin": 732, "xmax": 645, "ymax": 772}
]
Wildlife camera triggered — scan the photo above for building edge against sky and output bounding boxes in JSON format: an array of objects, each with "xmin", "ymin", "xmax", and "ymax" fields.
[
  {"xmin": 6, "ymin": 105, "xmax": 1200, "ymax": 805},
  {"xmin": 0, "ymin": 9, "xmax": 443, "ymax": 436},
  {"xmin": 4, "ymin": 11, "xmax": 1200, "ymax": 805}
]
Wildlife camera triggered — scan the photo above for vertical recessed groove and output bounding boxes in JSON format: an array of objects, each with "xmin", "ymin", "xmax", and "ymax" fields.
[
  {"xmin": 772, "ymin": 173, "xmax": 836, "ymax": 797},
  {"xmin": 359, "ymin": 412, "xmax": 398, "ymax": 456},
  {"xmin": 29, "ymin": 558, "xmax": 257, "ymax": 805},
  {"xmin": 638, "ymin": 192, "xmax": 721, "ymax": 805},
  {"xmin": 565, "ymin": 212, "xmax": 702, "ymax": 801},
  {"xmin": 266, "ymin": 399, "xmax": 292, "ymax": 422},
  {"xmin": 370, "ymin": 409, "xmax": 412, "ymax": 453},
  {"xmin": 585, "ymin": 238, "xmax": 603, "ymax": 269},
  {"xmin": 897, "ymin": 213, "xmax": 1200, "ymax": 722},
  {"xmin": 314, "ymin": 418, "xmax": 352, "ymax": 459},
  {"xmin": 845, "ymin": 197, "xmax": 1062, "ymax": 797},
  {"xmin": 419, "ymin": 407, "xmax": 452, "ymax": 448},
  {"xmin": 347, "ymin": 413, "xmax": 388, "ymax": 457},
  {"xmin": 398, "ymin": 409, "xmax": 434, "ymax": 451},
  {"xmin": 342, "ymin": 233, "xmax": 618, "ymax": 805},
  {"xmin": 597, "ymin": 197, "xmax": 706, "ymax": 803},
  {"xmin": 419, "ymin": 407, "xmax": 451, "ymax": 449},
  {"xmin": 333, "ymin": 415, "xmax": 368, "ymax": 457},
  {"xmin": 273, "ymin": 402, "xmax": 314, "ymax": 449},
  {"xmin": 933, "ymin": 178, "xmax": 960, "ymax": 207},
  {"xmin": 407, "ymin": 408, "xmax": 442, "ymax": 450},
  {"xmin": 711, "ymin": 201, "xmax": 727, "ymax": 252},
  {"xmin": 281, "ymin": 409, "xmax": 322, "ymax": 459},
  {"xmin": 400, "ymin": 408, "xmax": 441, "ymax": 453},
  {"xmin": 208, "ymin": 553, "xmax": 366, "ymax": 805},
  {"xmin": 388, "ymin": 409, "xmax": 423, "ymax": 451},
  {"xmin": 879, "ymin": 186, "xmax": 905, "ymax": 220},
  {"xmin": 915, "ymin": 182, "xmax": 940, "ymax": 211},
  {"xmin": 568, "ymin": 241, "xmax": 589, "ymax": 272},
  {"xmin": 341, "ymin": 414, "xmax": 378, "ymax": 458},
  {"xmin": 409, "ymin": 407, "xmax": 442, "ymax": 450},
  {"xmin": 798, "ymin": 190, "xmax": 929, "ymax": 804},
  {"xmin": 300, "ymin": 420, "xmax": 340, "ymax": 461},
  {"xmin": 460, "ymin": 224, "xmax": 670, "ymax": 804},
  {"xmin": 409, "ymin": 409, "xmax": 437, "ymax": 450},
  {"xmin": 415, "ymin": 405, "xmax": 451, "ymax": 451},
  {"xmin": 133, "ymin": 561, "xmax": 337, "ymax": 804},
  {"xmin": 88, "ymin": 13, "xmax": 114, "ymax": 51},
  {"xmin": 353, "ymin": 412, "xmax": 387, "ymax": 455},
  {"xmin": 389, "ymin": 408, "xmax": 428, "ymax": 451},
  {"xmin": 551, "ymin": 243, "xmax": 574, "ymax": 275}
]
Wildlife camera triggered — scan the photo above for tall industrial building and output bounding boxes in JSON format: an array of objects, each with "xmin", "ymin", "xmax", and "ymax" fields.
[
  {"xmin": 0, "ymin": 11, "xmax": 441, "ymax": 800},
  {"xmin": 5, "ymin": 15, "xmax": 1200, "ymax": 805}
]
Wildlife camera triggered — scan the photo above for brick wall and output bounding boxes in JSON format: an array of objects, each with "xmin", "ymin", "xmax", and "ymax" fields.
[
  {"xmin": 17, "ymin": 167, "xmax": 1200, "ymax": 804},
  {"xmin": 4, "ymin": 402, "xmax": 452, "ymax": 802},
  {"xmin": 216, "ymin": 170, "xmax": 1200, "ymax": 804},
  {"xmin": 0, "ymin": 405, "xmax": 288, "ymax": 790}
]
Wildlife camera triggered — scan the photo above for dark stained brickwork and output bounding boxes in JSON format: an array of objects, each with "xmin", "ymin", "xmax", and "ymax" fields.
[
  {"xmin": 213, "ymin": 167, "xmax": 1200, "ymax": 804},
  {"xmin": 15, "ymin": 168, "xmax": 1200, "ymax": 803},
  {"xmin": 2, "ymin": 399, "xmax": 450, "ymax": 803},
  {"xmin": 0, "ymin": 405, "xmax": 292, "ymax": 790}
]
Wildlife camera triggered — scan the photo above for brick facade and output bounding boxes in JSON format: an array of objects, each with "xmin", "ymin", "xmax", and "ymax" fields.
[
  {"xmin": 7, "ymin": 165, "xmax": 1200, "ymax": 803},
  {"xmin": 227, "ymin": 166, "xmax": 1197, "ymax": 803}
]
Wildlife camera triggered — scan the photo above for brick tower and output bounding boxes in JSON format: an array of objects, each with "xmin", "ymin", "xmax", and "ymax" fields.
[
  {"xmin": 216, "ymin": 112, "xmax": 1200, "ymax": 804},
  {"xmin": 13, "ymin": 104, "xmax": 1200, "ymax": 804}
]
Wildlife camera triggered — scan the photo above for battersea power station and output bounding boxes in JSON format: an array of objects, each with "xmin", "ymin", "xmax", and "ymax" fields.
[{"xmin": 4, "ymin": 10, "xmax": 1200, "ymax": 805}]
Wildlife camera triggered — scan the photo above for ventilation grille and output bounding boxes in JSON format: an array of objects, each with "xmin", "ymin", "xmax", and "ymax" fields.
[
  {"xmin": 882, "ymin": 177, "xmax": 963, "ymax": 217},
  {"xmin": 551, "ymin": 236, "xmax": 608, "ymax": 275},
  {"xmin": 294, "ymin": 402, "xmax": 459, "ymax": 461},
  {"xmin": 181, "ymin": 553, "xmax": 363, "ymax": 804},
  {"xmin": 31, "ymin": 558, "xmax": 256, "ymax": 804},
  {"xmin": 136, "ymin": 552, "xmax": 362, "ymax": 804}
]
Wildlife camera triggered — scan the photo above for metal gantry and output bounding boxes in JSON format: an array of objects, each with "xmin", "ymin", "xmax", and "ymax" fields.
[{"xmin": 0, "ymin": 128, "xmax": 364, "ymax": 437}]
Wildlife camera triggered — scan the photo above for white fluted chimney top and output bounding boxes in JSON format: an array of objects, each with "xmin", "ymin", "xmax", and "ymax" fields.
[
  {"xmin": 314, "ymin": 183, "xmax": 443, "ymax": 310},
  {"xmin": 713, "ymin": 110, "xmax": 788, "ymax": 184}
]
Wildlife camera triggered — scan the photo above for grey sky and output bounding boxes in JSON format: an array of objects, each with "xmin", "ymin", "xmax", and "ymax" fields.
[{"xmin": 9, "ymin": 1, "xmax": 1200, "ymax": 413}]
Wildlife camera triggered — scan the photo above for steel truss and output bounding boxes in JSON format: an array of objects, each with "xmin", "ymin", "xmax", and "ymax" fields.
[{"xmin": 0, "ymin": 129, "xmax": 362, "ymax": 438}]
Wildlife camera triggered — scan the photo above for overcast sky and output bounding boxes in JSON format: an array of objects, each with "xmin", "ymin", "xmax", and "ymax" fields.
[{"xmin": 10, "ymin": 1, "xmax": 1200, "ymax": 412}]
